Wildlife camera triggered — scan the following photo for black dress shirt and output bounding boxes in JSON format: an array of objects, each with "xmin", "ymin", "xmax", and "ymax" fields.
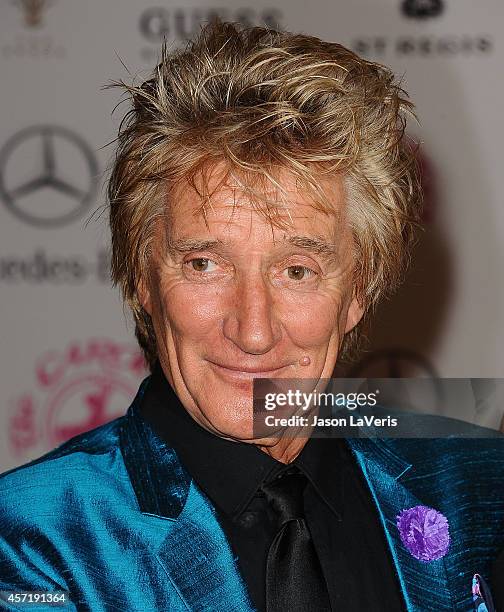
[{"xmin": 140, "ymin": 362, "xmax": 405, "ymax": 611}]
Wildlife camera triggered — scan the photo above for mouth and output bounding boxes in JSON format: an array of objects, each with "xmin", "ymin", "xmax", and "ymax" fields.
[{"xmin": 208, "ymin": 361, "xmax": 291, "ymax": 380}]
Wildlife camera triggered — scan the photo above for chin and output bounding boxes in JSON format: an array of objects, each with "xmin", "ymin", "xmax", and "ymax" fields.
[{"xmin": 198, "ymin": 396, "xmax": 256, "ymax": 441}]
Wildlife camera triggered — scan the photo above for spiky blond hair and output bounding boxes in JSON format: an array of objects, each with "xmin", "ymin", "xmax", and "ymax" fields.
[{"xmin": 108, "ymin": 18, "xmax": 422, "ymax": 370}]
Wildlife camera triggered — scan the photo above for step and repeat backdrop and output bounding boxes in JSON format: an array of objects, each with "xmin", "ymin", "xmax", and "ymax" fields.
[{"xmin": 1, "ymin": 0, "xmax": 503, "ymax": 472}]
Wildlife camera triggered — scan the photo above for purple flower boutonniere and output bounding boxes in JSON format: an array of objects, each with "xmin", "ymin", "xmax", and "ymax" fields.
[{"xmin": 396, "ymin": 505, "xmax": 450, "ymax": 562}]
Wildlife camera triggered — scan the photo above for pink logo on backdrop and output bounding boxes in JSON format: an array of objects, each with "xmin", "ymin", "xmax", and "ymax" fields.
[{"xmin": 8, "ymin": 339, "xmax": 147, "ymax": 460}]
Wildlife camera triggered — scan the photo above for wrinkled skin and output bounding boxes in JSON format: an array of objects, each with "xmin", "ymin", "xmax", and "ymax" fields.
[{"xmin": 139, "ymin": 164, "xmax": 364, "ymax": 462}]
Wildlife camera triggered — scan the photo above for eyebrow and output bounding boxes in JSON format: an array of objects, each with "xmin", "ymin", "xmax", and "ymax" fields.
[
  {"xmin": 167, "ymin": 235, "xmax": 337, "ymax": 257},
  {"xmin": 167, "ymin": 238, "xmax": 222, "ymax": 253},
  {"xmin": 286, "ymin": 235, "xmax": 338, "ymax": 257}
]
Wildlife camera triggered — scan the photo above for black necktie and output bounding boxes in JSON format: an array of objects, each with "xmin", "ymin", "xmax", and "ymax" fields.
[{"xmin": 261, "ymin": 467, "xmax": 332, "ymax": 612}]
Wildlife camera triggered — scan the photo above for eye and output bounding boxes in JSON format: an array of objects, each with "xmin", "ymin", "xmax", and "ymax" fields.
[
  {"xmin": 187, "ymin": 258, "xmax": 218, "ymax": 273},
  {"xmin": 284, "ymin": 265, "xmax": 316, "ymax": 281}
]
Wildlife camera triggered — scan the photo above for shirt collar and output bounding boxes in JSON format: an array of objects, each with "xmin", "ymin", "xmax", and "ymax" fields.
[
  {"xmin": 295, "ymin": 435, "xmax": 346, "ymax": 521},
  {"xmin": 138, "ymin": 362, "xmax": 346, "ymax": 520}
]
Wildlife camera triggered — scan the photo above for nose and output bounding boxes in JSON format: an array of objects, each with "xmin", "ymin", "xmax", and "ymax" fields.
[{"xmin": 223, "ymin": 271, "xmax": 281, "ymax": 355}]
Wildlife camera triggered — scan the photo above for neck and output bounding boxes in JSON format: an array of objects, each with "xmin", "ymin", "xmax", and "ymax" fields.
[{"xmin": 258, "ymin": 436, "xmax": 308, "ymax": 463}]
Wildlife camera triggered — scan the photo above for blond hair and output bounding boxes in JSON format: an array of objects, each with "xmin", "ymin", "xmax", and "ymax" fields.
[{"xmin": 108, "ymin": 18, "xmax": 422, "ymax": 370}]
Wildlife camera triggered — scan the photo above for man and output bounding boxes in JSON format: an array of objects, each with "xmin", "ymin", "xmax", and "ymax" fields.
[{"xmin": 1, "ymin": 19, "xmax": 504, "ymax": 612}]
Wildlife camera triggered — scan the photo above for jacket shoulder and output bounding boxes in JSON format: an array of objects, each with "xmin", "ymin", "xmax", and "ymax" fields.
[
  {"xmin": 393, "ymin": 434, "xmax": 504, "ymax": 465},
  {"xmin": 0, "ymin": 415, "xmax": 129, "ymax": 515},
  {"xmin": 0, "ymin": 415, "xmax": 144, "ymax": 598}
]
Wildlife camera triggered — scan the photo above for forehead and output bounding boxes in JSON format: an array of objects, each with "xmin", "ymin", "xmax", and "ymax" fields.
[{"xmin": 165, "ymin": 161, "xmax": 348, "ymax": 242}]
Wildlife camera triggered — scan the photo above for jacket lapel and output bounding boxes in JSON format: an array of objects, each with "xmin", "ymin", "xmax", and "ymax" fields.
[
  {"xmin": 156, "ymin": 481, "xmax": 255, "ymax": 611},
  {"xmin": 119, "ymin": 378, "xmax": 255, "ymax": 611},
  {"xmin": 347, "ymin": 438, "xmax": 453, "ymax": 612}
]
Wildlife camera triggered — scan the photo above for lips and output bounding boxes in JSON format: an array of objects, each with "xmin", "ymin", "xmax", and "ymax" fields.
[{"xmin": 208, "ymin": 361, "xmax": 290, "ymax": 376}]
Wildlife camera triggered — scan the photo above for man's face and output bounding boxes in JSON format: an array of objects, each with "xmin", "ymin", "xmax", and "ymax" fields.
[{"xmin": 140, "ymin": 164, "xmax": 363, "ymax": 442}]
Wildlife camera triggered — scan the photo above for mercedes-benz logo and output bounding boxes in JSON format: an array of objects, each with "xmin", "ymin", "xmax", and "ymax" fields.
[
  {"xmin": 349, "ymin": 348, "xmax": 438, "ymax": 378},
  {"xmin": 348, "ymin": 347, "xmax": 444, "ymax": 414},
  {"xmin": 348, "ymin": 348, "xmax": 443, "ymax": 412},
  {"xmin": 0, "ymin": 125, "xmax": 99, "ymax": 228}
]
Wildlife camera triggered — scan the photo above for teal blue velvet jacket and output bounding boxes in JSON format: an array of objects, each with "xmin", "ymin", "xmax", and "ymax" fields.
[{"xmin": 1, "ymin": 377, "xmax": 504, "ymax": 611}]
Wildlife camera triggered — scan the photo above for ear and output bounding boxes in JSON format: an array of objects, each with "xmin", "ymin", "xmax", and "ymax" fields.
[
  {"xmin": 136, "ymin": 277, "xmax": 152, "ymax": 316},
  {"xmin": 344, "ymin": 295, "xmax": 365, "ymax": 333}
]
